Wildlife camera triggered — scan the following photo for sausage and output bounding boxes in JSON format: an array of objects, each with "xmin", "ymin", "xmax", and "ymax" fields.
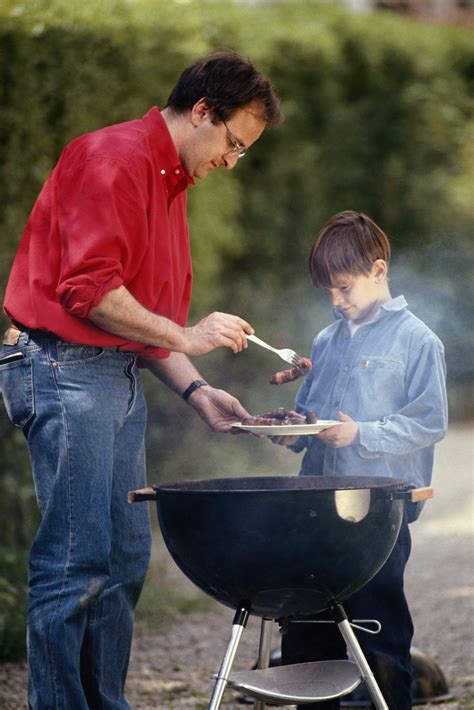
[
  {"xmin": 269, "ymin": 369, "xmax": 299, "ymax": 385},
  {"xmin": 241, "ymin": 417, "xmax": 281, "ymax": 426},
  {"xmin": 241, "ymin": 408, "xmax": 310, "ymax": 427},
  {"xmin": 269, "ymin": 357, "xmax": 312, "ymax": 385},
  {"xmin": 264, "ymin": 407, "xmax": 302, "ymax": 420}
]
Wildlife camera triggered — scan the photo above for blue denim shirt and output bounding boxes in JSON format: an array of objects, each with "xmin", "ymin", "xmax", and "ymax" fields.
[{"xmin": 292, "ymin": 296, "xmax": 448, "ymax": 500}]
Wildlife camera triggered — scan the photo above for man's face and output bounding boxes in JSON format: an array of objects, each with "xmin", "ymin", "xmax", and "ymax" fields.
[
  {"xmin": 324, "ymin": 262, "xmax": 387, "ymax": 324},
  {"xmin": 180, "ymin": 101, "xmax": 267, "ymax": 180}
]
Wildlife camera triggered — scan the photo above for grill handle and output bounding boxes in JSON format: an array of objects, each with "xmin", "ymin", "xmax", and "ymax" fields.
[
  {"xmin": 393, "ymin": 486, "xmax": 434, "ymax": 502},
  {"xmin": 128, "ymin": 485, "xmax": 434, "ymax": 504},
  {"xmin": 128, "ymin": 487, "xmax": 157, "ymax": 503}
]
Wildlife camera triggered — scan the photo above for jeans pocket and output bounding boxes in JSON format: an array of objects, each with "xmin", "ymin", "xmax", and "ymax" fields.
[
  {"xmin": 124, "ymin": 355, "xmax": 138, "ymax": 415},
  {"xmin": 55, "ymin": 343, "xmax": 105, "ymax": 364},
  {"xmin": 0, "ymin": 355, "xmax": 35, "ymax": 429}
]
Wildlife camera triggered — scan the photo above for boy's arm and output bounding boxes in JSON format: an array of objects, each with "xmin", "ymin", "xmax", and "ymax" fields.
[{"xmin": 357, "ymin": 336, "xmax": 448, "ymax": 457}]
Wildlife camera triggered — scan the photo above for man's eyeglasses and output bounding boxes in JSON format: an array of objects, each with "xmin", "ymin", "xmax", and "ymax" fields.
[{"xmin": 222, "ymin": 120, "xmax": 246, "ymax": 159}]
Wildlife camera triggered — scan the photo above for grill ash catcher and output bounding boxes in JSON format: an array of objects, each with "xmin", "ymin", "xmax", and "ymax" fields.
[{"xmin": 129, "ymin": 475, "xmax": 433, "ymax": 709}]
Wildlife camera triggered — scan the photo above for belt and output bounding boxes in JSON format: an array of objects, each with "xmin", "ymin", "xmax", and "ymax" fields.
[
  {"xmin": 12, "ymin": 320, "xmax": 34, "ymax": 333},
  {"xmin": 6, "ymin": 322, "xmax": 133, "ymax": 355},
  {"xmin": 13, "ymin": 320, "xmax": 57, "ymax": 337}
]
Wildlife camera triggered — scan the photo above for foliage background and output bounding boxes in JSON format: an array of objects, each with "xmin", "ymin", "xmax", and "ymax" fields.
[{"xmin": 0, "ymin": 0, "xmax": 472, "ymax": 659}]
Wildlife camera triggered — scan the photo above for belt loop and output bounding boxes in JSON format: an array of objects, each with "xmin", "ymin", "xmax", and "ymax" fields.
[{"xmin": 48, "ymin": 339, "xmax": 58, "ymax": 363}]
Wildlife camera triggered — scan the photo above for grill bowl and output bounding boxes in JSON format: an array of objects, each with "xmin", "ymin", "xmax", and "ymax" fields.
[{"xmin": 153, "ymin": 475, "xmax": 405, "ymax": 618}]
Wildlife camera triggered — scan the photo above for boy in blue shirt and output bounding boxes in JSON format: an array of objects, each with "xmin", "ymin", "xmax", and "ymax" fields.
[{"xmin": 274, "ymin": 211, "xmax": 448, "ymax": 709}]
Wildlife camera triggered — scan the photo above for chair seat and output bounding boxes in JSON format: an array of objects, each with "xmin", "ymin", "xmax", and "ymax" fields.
[{"xmin": 228, "ymin": 660, "xmax": 361, "ymax": 705}]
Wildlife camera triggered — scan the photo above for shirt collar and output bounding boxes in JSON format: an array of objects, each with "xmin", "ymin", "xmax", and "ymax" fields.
[
  {"xmin": 379, "ymin": 295, "xmax": 407, "ymax": 314},
  {"xmin": 142, "ymin": 107, "xmax": 195, "ymax": 196},
  {"xmin": 334, "ymin": 295, "xmax": 408, "ymax": 323}
]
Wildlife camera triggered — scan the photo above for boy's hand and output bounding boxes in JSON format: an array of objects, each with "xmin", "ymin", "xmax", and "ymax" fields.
[{"xmin": 317, "ymin": 412, "xmax": 359, "ymax": 448}]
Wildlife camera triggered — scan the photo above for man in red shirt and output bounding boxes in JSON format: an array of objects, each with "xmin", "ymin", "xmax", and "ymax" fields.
[{"xmin": 0, "ymin": 50, "xmax": 282, "ymax": 709}]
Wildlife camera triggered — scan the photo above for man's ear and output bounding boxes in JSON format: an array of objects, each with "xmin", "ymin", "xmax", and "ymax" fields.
[
  {"xmin": 372, "ymin": 259, "xmax": 388, "ymax": 282},
  {"xmin": 191, "ymin": 98, "xmax": 212, "ymax": 127}
]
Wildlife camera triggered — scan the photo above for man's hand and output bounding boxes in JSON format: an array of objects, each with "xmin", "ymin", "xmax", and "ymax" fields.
[
  {"xmin": 183, "ymin": 312, "xmax": 254, "ymax": 355},
  {"xmin": 317, "ymin": 412, "xmax": 359, "ymax": 448},
  {"xmin": 186, "ymin": 385, "xmax": 251, "ymax": 432}
]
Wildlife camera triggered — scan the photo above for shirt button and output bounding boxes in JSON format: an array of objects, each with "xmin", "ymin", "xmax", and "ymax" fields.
[
  {"xmin": 343, "ymin": 366, "xmax": 350, "ymax": 372},
  {"xmin": 174, "ymin": 168, "xmax": 180, "ymax": 175},
  {"xmin": 160, "ymin": 169, "xmax": 166, "ymax": 175}
]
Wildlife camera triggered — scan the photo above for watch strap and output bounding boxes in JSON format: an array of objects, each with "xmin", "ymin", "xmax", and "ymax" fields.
[{"xmin": 182, "ymin": 379, "xmax": 208, "ymax": 402}]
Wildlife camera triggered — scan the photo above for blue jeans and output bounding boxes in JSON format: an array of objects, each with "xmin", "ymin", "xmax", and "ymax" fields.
[
  {"xmin": 281, "ymin": 517, "xmax": 414, "ymax": 709},
  {"xmin": 0, "ymin": 330, "xmax": 152, "ymax": 709}
]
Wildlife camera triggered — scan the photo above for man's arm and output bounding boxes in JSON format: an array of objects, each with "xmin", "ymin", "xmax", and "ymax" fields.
[
  {"xmin": 144, "ymin": 352, "xmax": 251, "ymax": 432},
  {"xmin": 89, "ymin": 287, "xmax": 254, "ymax": 431},
  {"xmin": 88, "ymin": 285, "xmax": 253, "ymax": 355}
]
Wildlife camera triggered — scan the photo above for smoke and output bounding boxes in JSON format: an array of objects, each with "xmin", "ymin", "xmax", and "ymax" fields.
[
  {"xmin": 390, "ymin": 246, "xmax": 474, "ymax": 416},
  {"xmin": 256, "ymin": 242, "xmax": 474, "ymax": 420}
]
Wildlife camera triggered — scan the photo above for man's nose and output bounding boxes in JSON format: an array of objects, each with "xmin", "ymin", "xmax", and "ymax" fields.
[{"xmin": 222, "ymin": 153, "xmax": 240, "ymax": 170}]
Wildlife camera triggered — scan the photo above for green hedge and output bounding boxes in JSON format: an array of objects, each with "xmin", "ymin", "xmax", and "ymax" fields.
[{"xmin": 0, "ymin": 0, "xmax": 473, "ymax": 660}]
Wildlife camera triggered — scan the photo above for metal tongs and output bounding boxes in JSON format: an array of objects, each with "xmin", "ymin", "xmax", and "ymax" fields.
[{"xmin": 247, "ymin": 334, "xmax": 302, "ymax": 366}]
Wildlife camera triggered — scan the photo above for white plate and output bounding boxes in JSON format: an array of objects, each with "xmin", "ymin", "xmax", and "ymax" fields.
[{"xmin": 232, "ymin": 421, "xmax": 341, "ymax": 436}]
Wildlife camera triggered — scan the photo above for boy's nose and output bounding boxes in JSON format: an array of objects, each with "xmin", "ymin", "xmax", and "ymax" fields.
[{"xmin": 329, "ymin": 289, "xmax": 342, "ymax": 306}]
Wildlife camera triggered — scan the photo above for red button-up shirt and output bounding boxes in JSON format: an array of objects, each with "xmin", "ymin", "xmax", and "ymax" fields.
[{"xmin": 4, "ymin": 108, "xmax": 194, "ymax": 359}]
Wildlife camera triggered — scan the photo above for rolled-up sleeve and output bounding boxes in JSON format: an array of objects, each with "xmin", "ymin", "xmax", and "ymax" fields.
[{"xmin": 56, "ymin": 157, "xmax": 147, "ymax": 318}]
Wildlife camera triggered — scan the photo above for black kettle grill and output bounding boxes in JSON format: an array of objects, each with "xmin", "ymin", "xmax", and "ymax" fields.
[{"xmin": 129, "ymin": 475, "xmax": 433, "ymax": 709}]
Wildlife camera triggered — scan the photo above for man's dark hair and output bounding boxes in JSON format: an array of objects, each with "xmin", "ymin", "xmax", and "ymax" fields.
[
  {"xmin": 166, "ymin": 49, "xmax": 282, "ymax": 126},
  {"xmin": 309, "ymin": 211, "xmax": 391, "ymax": 288}
]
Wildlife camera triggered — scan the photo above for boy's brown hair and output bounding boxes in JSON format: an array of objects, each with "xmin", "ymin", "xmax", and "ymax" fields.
[{"xmin": 308, "ymin": 211, "xmax": 391, "ymax": 288}]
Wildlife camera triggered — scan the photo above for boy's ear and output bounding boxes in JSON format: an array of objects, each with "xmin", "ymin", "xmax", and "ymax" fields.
[{"xmin": 372, "ymin": 259, "xmax": 388, "ymax": 283}]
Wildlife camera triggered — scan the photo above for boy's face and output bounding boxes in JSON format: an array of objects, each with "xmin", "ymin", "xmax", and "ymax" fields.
[{"xmin": 324, "ymin": 260, "xmax": 389, "ymax": 324}]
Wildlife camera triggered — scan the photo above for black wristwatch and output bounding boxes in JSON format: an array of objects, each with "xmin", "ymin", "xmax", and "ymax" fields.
[{"xmin": 182, "ymin": 379, "xmax": 208, "ymax": 402}]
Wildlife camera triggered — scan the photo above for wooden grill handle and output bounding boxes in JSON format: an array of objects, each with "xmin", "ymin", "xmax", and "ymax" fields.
[
  {"xmin": 407, "ymin": 486, "xmax": 434, "ymax": 502},
  {"xmin": 127, "ymin": 487, "xmax": 157, "ymax": 503}
]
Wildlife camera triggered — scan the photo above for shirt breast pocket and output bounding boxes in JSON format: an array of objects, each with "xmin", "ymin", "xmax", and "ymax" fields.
[
  {"xmin": 359, "ymin": 357, "xmax": 405, "ymax": 401},
  {"xmin": 0, "ymin": 354, "xmax": 35, "ymax": 430}
]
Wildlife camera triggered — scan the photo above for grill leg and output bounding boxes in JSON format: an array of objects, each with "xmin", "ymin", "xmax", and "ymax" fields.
[
  {"xmin": 209, "ymin": 607, "xmax": 249, "ymax": 710},
  {"xmin": 330, "ymin": 602, "xmax": 388, "ymax": 710},
  {"xmin": 254, "ymin": 618, "xmax": 273, "ymax": 710}
]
